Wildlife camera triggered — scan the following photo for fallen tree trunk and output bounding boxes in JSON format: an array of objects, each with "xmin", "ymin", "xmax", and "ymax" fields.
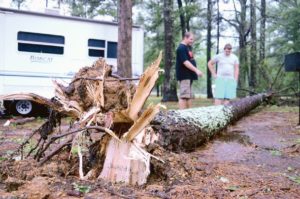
[{"xmin": 151, "ymin": 94, "xmax": 270, "ymax": 152}]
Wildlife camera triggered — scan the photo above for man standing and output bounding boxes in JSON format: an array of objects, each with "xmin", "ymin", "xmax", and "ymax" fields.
[
  {"xmin": 208, "ymin": 43, "xmax": 239, "ymax": 105},
  {"xmin": 176, "ymin": 32, "xmax": 203, "ymax": 109}
]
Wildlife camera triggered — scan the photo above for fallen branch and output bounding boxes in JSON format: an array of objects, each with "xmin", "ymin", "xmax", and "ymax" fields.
[{"xmin": 39, "ymin": 136, "xmax": 73, "ymax": 165}]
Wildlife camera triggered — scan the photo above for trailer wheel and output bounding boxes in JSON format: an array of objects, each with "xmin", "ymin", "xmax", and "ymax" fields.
[{"xmin": 15, "ymin": 100, "xmax": 33, "ymax": 115}]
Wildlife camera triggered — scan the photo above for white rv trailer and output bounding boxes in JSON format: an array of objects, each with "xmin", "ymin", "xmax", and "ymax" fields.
[{"xmin": 0, "ymin": 7, "xmax": 144, "ymax": 115}]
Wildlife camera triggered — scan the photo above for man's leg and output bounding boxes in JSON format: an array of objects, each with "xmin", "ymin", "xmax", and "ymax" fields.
[
  {"xmin": 214, "ymin": 99, "xmax": 222, "ymax": 105},
  {"xmin": 179, "ymin": 98, "xmax": 187, "ymax": 109},
  {"xmin": 214, "ymin": 77, "xmax": 225, "ymax": 105},
  {"xmin": 223, "ymin": 100, "xmax": 230, "ymax": 105},
  {"xmin": 224, "ymin": 78, "xmax": 237, "ymax": 104},
  {"xmin": 179, "ymin": 80, "xmax": 191, "ymax": 109},
  {"xmin": 187, "ymin": 99, "xmax": 192, "ymax": 108}
]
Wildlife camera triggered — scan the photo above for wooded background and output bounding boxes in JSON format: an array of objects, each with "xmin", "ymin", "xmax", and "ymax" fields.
[{"xmin": 10, "ymin": 0, "xmax": 300, "ymax": 100}]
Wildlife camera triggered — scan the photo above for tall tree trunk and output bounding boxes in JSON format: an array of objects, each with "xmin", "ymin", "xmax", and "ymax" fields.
[
  {"xmin": 207, "ymin": 0, "xmax": 213, "ymax": 98},
  {"xmin": 216, "ymin": 0, "xmax": 220, "ymax": 53},
  {"xmin": 184, "ymin": 0, "xmax": 191, "ymax": 32},
  {"xmin": 259, "ymin": 0, "xmax": 266, "ymax": 61},
  {"xmin": 249, "ymin": 0, "xmax": 257, "ymax": 88},
  {"xmin": 162, "ymin": 0, "xmax": 178, "ymax": 102},
  {"xmin": 238, "ymin": 0, "xmax": 248, "ymax": 90},
  {"xmin": 177, "ymin": 0, "xmax": 186, "ymax": 38},
  {"xmin": 117, "ymin": 0, "xmax": 132, "ymax": 78}
]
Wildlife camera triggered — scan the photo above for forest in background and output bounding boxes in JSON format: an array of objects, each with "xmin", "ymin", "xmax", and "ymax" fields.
[{"xmin": 8, "ymin": 0, "xmax": 300, "ymax": 99}]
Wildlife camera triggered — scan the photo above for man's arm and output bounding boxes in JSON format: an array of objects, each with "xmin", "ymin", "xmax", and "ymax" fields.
[
  {"xmin": 207, "ymin": 59, "xmax": 217, "ymax": 78},
  {"xmin": 234, "ymin": 63, "xmax": 239, "ymax": 81},
  {"xmin": 183, "ymin": 60, "xmax": 203, "ymax": 77}
]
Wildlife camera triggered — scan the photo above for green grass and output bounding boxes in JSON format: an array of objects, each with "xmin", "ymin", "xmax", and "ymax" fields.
[
  {"xmin": 145, "ymin": 96, "xmax": 214, "ymax": 110},
  {"xmin": 72, "ymin": 183, "xmax": 91, "ymax": 194},
  {"xmin": 270, "ymin": 149, "xmax": 282, "ymax": 156},
  {"xmin": 264, "ymin": 105, "xmax": 298, "ymax": 113}
]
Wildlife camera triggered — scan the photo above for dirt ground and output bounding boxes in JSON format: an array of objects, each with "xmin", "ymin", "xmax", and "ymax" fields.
[{"xmin": 0, "ymin": 106, "xmax": 299, "ymax": 199}]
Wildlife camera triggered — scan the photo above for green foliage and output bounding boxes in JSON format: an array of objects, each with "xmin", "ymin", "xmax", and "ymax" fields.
[
  {"xmin": 285, "ymin": 175, "xmax": 300, "ymax": 184},
  {"xmin": 68, "ymin": 0, "xmax": 116, "ymax": 19},
  {"xmin": 24, "ymin": 139, "xmax": 37, "ymax": 154},
  {"xmin": 269, "ymin": 0, "xmax": 300, "ymax": 52},
  {"xmin": 71, "ymin": 145, "xmax": 79, "ymax": 154},
  {"xmin": 0, "ymin": 156, "xmax": 7, "ymax": 162},
  {"xmin": 270, "ymin": 149, "xmax": 281, "ymax": 156},
  {"xmin": 265, "ymin": 105, "xmax": 298, "ymax": 113},
  {"xmin": 261, "ymin": 0, "xmax": 300, "ymax": 92},
  {"xmin": 137, "ymin": 0, "xmax": 164, "ymax": 68},
  {"xmin": 72, "ymin": 182, "xmax": 91, "ymax": 193},
  {"xmin": 225, "ymin": 185, "xmax": 240, "ymax": 191}
]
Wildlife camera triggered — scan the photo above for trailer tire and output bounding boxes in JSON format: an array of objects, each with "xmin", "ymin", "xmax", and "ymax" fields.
[{"xmin": 15, "ymin": 100, "xmax": 33, "ymax": 116}]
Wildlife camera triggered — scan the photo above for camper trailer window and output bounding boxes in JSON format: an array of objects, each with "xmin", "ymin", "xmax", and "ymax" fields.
[
  {"xmin": 89, "ymin": 49, "xmax": 105, "ymax": 57},
  {"xmin": 18, "ymin": 32, "xmax": 65, "ymax": 44},
  {"xmin": 18, "ymin": 43, "xmax": 64, "ymax": 54},
  {"xmin": 17, "ymin": 31, "xmax": 65, "ymax": 55},
  {"xmin": 88, "ymin": 39, "xmax": 105, "ymax": 57},
  {"xmin": 107, "ymin": 42, "xmax": 117, "ymax": 58},
  {"xmin": 88, "ymin": 39, "xmax": 105, "ymax": 48}
]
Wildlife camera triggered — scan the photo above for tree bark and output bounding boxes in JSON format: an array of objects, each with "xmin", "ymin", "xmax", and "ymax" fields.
[
  {"xmin": 117, "ymin": 0, "xmax": 132, "ymax": 78},
  {"xmin": 177, "ymin": 0, "xmax": 186, "ymax": 38},
  {"xmin": 238, "ymin": 0, "xmax": 249, "ymax": 90},
  {"xmin": 206, "ymin": 0, "xmax": 213, "ymax": 98},
  {"xmin": 162, "ymin": 0, "xmax": 178, "ymax": 102},
  {"xmin": 249, "ymin": 0, "xmax": 257, "ymax": 88},
  {"xmin": 151, "ymin": 93, "xmax": 269, "ymax": 152},
  {"xmin": 259, "ymin": 0, "xmax": 266, "ymax": 61}
]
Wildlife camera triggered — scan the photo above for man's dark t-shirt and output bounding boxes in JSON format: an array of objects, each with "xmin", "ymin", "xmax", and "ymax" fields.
[{"xmin": 176, "ymin": 43, "xmax": 198, "ymax": 81}]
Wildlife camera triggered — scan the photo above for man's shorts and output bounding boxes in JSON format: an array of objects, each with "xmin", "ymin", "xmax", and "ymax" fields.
[
  {"xmin": 179, "ymin": 79, "xmax": 192, "ymax": 99},
  {"xmin": 214, "ymin": 77, "xmax": 237, "ymax": 99}
]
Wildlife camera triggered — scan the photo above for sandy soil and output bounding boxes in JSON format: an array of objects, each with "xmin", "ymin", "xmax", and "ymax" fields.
[{"xmin": 0, "ymin": 106, "xmax": 299, "ymax": 199}]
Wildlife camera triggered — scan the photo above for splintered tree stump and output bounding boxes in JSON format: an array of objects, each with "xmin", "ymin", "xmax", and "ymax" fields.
[
  {"xmin": 0, "ymin": 53, "xmax": 164, "ymax": 185},
  {"xmin": 0, "ymin": 53, "xmax": 271, "ymax": 186}
]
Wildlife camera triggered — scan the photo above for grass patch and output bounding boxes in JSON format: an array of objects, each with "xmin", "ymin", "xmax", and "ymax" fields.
[
  {"xmin": 0, "ymin": 156, "xmax": 7, "ymax": 162},
  {"xmin": 24, "ymin": 139, "xmax": 37, "ymax": 154},
  {"xmin": 145, "ymin": 96, "xmax": 214, "ymax": 110},
  {"xmin": 285, "ymin": 174, "xmax": 300, "ymax": 185},
  {"xmin": 22, "ymin": 117, "xmax": 46, "ymax": 128},
  {"xmin": 72, "ymin": 183, "xmax": 91, "ymax": 194},
  {"xmin": 264, "ymin": 105, "xmax": 298, "ymax": 113},
  {"xmin": 270, "ymin": 150, "xmax": 282, "ymax": 156}
]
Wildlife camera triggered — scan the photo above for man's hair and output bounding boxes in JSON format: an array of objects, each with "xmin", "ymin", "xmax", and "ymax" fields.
[
  {"xmin": 184, "ymin": 32, "xmax": 193, "ymax": 39},
  {"xmin": 224, "ymin": 43, "xmax": 232, "ymax": 49}
]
